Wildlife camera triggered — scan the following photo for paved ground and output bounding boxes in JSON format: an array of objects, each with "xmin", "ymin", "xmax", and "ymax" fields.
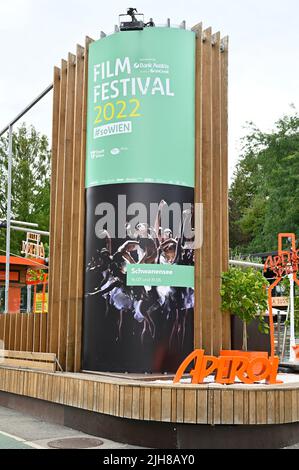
[
  {"xmin": 0, "ymin": 405, "xmax": 298, "ymax": 449},
  {"xmin": 0, "ymin": 406, "xmax": 141, "ymax": 449}
]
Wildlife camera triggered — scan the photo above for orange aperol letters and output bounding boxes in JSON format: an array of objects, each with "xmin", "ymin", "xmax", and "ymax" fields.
[{"xmin": 173, "ymin": 350, "xmax": 281, "ymax": 385}]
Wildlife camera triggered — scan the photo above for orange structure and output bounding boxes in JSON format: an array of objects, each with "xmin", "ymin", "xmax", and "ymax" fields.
[
  {"xmin": 174, "ymin": 349, "xmax": 280, "ymax": 385},
  {"xmin": 174, "ymin": 233, "xmax": 299, "ymax": 386},
  {"xmin": 26, "ymin": 270, "xmax": 48, "ymax": 314},
  {"xmin": 0, "ymin": 256, "xmax": 47, "ymax": 314},
  {"xmin": 264, "ymin": 233, "xmax": 299, "ymax": 358}
]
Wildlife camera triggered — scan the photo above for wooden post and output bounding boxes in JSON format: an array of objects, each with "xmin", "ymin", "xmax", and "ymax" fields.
[
  {"xmin": 221, "ymin": 36, "xmax": 231, "ymax": 350},
  {"xmin": 65, "ymin": 45, "xmax": 85, "ymax": 372},
  {"xmin": 48, "ymin": 61, "xmax": 67, "ymax": 358},
  {"xmin": 47, "ymin": 66, "xmax": 61, "ymax": 352},
  {"xmin": 193, "ymin": 23, "xmax": 203, "ymax": 349},
  {"xmin": 57, "ymin": 52, "xmax": 76, "ymax": 371},
  {"xmin": 201, "ymin": 27, "xmax": 214, "ymax": 354},
  {"xmin": 74, "ymin": 37, "xmax": 94, "ymax": 372},
  {"xmin": 211, "ymin": 31, "xmax": 223, "ymax": 355}
]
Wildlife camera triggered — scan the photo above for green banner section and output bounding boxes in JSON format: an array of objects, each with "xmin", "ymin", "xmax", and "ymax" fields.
[
  {"xmin": 86, "ymin": 28, "xmax": 195, "ymax": 189},
  {"xmin": 127, "ymin": 264, "xmax": 194, "ymax": 288}
]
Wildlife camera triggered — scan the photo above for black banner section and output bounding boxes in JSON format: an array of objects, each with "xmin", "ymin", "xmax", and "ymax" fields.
[{"xmin": 83, "ymin": 183, "xmax": 194, "ymax": 373}]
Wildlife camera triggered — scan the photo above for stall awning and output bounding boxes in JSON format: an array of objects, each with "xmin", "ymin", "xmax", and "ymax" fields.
[{"xmin": 0, "ymin": 256, "xmax": 45, "ymax": 268}]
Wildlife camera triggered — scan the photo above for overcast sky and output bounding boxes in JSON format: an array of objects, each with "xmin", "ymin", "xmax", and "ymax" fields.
[{"xmin": 0, "ymin": 0, "xmax": 298, "ymax": 179}]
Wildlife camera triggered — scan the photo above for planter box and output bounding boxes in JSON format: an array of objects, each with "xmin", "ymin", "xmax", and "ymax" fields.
[{"xmin": 231, "ymin": 316, "xmax": 271, "ymax": 354}]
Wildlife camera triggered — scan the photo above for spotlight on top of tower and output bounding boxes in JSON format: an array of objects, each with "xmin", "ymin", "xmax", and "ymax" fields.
[{"xmin": 119, "ymin": 8, "xmax": 155, "ymax": 32}]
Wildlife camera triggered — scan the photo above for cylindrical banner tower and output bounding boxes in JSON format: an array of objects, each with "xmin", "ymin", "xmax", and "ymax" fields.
[{"xmin": 83, "ymin": 27, "xmax": 196, "ymax": 373}]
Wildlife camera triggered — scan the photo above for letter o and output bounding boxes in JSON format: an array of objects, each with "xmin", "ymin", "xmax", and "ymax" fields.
[{"xmin": 247, "ymin": 358, "xmax": 271, "ymax": 383}]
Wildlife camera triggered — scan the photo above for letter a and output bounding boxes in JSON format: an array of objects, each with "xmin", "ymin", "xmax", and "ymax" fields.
[{"xmin": 173, "ymin": 350, "xmax": 205, "ymax": 384}]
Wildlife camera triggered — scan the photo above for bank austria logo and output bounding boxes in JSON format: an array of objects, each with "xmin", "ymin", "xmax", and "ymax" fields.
[
  {"xmin": 91, "ymin": 150, "xmax": 105, "ymax": 160},
  {"xmin": 111, "ymin": 148, "xmax": 121, "ymax": 156}
]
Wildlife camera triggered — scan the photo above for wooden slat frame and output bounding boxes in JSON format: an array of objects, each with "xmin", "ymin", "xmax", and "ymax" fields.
[
  {"xmin": 0, "ymin": 26, "xmax": 230, "ymax": 368},
  {"xmin": 44, "ymin": 23, "xmax": 230, "ymax": 370},
  {"xmin": 65, "ymin": 44, "xmax": 85, "ymax": 372},
  {"xmin": 8, "ymin": 314, "xmax": 15, "ymax": 350},
  {"xmin": 47, "ymin": 66, "xmax": 61, "ymax": 351},
  {"xmin": 201, "ymin": 27, "xmax": 214, "ymax": 353},
  {"xmin": 194, "ymin": 25, "xmax": 230, "ymax": 355},
  {"xmin": 211, "ymin": 31, "xmax": 223, "ymax": 355},
  {"xmin": 74, "ymin": 37, "xmax": 94, "ymax": 372},
  {"xmin": 49, "ymin": 60, "xmax": 68, "ymax": 358},
  {"xmin": 57, "ymin": 52, "xmax": 76, "ymax": 370},
  {"xmin": 26, "ymin": 314, "xmax": 34, "ymax": 352},
  {"xmin": 193, "ymin": 23, "xmax": 203, "ymax": 349},
  {"xmin": 46, "ymin": 38, "xmax": 93, "ymax": 372},
  {"xmin": 0, "ymin": 314, "xmax": 47, "ymax": 356},
  {"xmin": 220, "ymin": 36, "xmax": 231, "ymax": 349}
]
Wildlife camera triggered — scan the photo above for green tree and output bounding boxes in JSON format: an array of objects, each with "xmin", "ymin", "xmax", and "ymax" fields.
[
  {"xmin": 230, "ymin": 111, "xmax": 299, "ymax": 254},
  {"xmin": 221, "ymin": 267, "xmax": 269, "ymax": 351},
  {"xmin": 0, "ymin": 124, "xmax": 51, "ymax": 256}
]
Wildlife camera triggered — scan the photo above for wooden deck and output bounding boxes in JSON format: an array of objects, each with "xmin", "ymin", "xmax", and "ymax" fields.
[{"xmin": 0, "ymin": 367, "xmax": 298, "ymax": 426}]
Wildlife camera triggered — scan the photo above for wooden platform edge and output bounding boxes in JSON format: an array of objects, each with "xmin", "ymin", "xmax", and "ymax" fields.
[{"xmin": 0, "ymin": 368, "xmax": 298, "ymax": 426}]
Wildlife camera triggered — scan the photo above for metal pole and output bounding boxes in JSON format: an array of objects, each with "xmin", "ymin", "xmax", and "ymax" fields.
[
  {"xmin": 282, "ymin": 304, "xmax": 290, "ymax": 361},
  {"xmin": 277, "ymin": 310, "xmax": 281, "ymax": 358},
  {"xmin": 289, "ymin": 274, "xmax": 296, "ymax": 362},
  {"xmin": 11, "ymin": 221, "xmax": 39, "ymax": 228},
  {"xmin": 4, "ymin": 126, "xmax": 13, "ymax": 314},
  {"xmin": 10, "ymin": 226, "xmax": 49, "ymax": 237},
  {"xmin": 0, "ymin": 84, "xmax": 53, "ymax": 137},
  {"xmin": 229, "ymin": 259, "xmax": 264, "ymax": 270},
  {"xmin": 27, "ymin": 285, "xmax": 32, "ymax": 314}
]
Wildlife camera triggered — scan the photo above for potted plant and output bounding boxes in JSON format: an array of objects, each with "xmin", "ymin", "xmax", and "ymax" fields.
[{"xmin": 221, "ymin": 267, "xmax": 270, "ymax": 371}]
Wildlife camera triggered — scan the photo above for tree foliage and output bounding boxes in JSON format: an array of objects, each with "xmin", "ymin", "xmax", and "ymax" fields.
[
  {"xmin": 230, "ymin": 111, "xmax": 299, "ymax": 254},
  {"xmin": 0, "ymin": 124, "xmax": 51, "ymax": 256},
  {"xmin": 221, "ymin": 267, "xmax": 270, "ymax": 350}
]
